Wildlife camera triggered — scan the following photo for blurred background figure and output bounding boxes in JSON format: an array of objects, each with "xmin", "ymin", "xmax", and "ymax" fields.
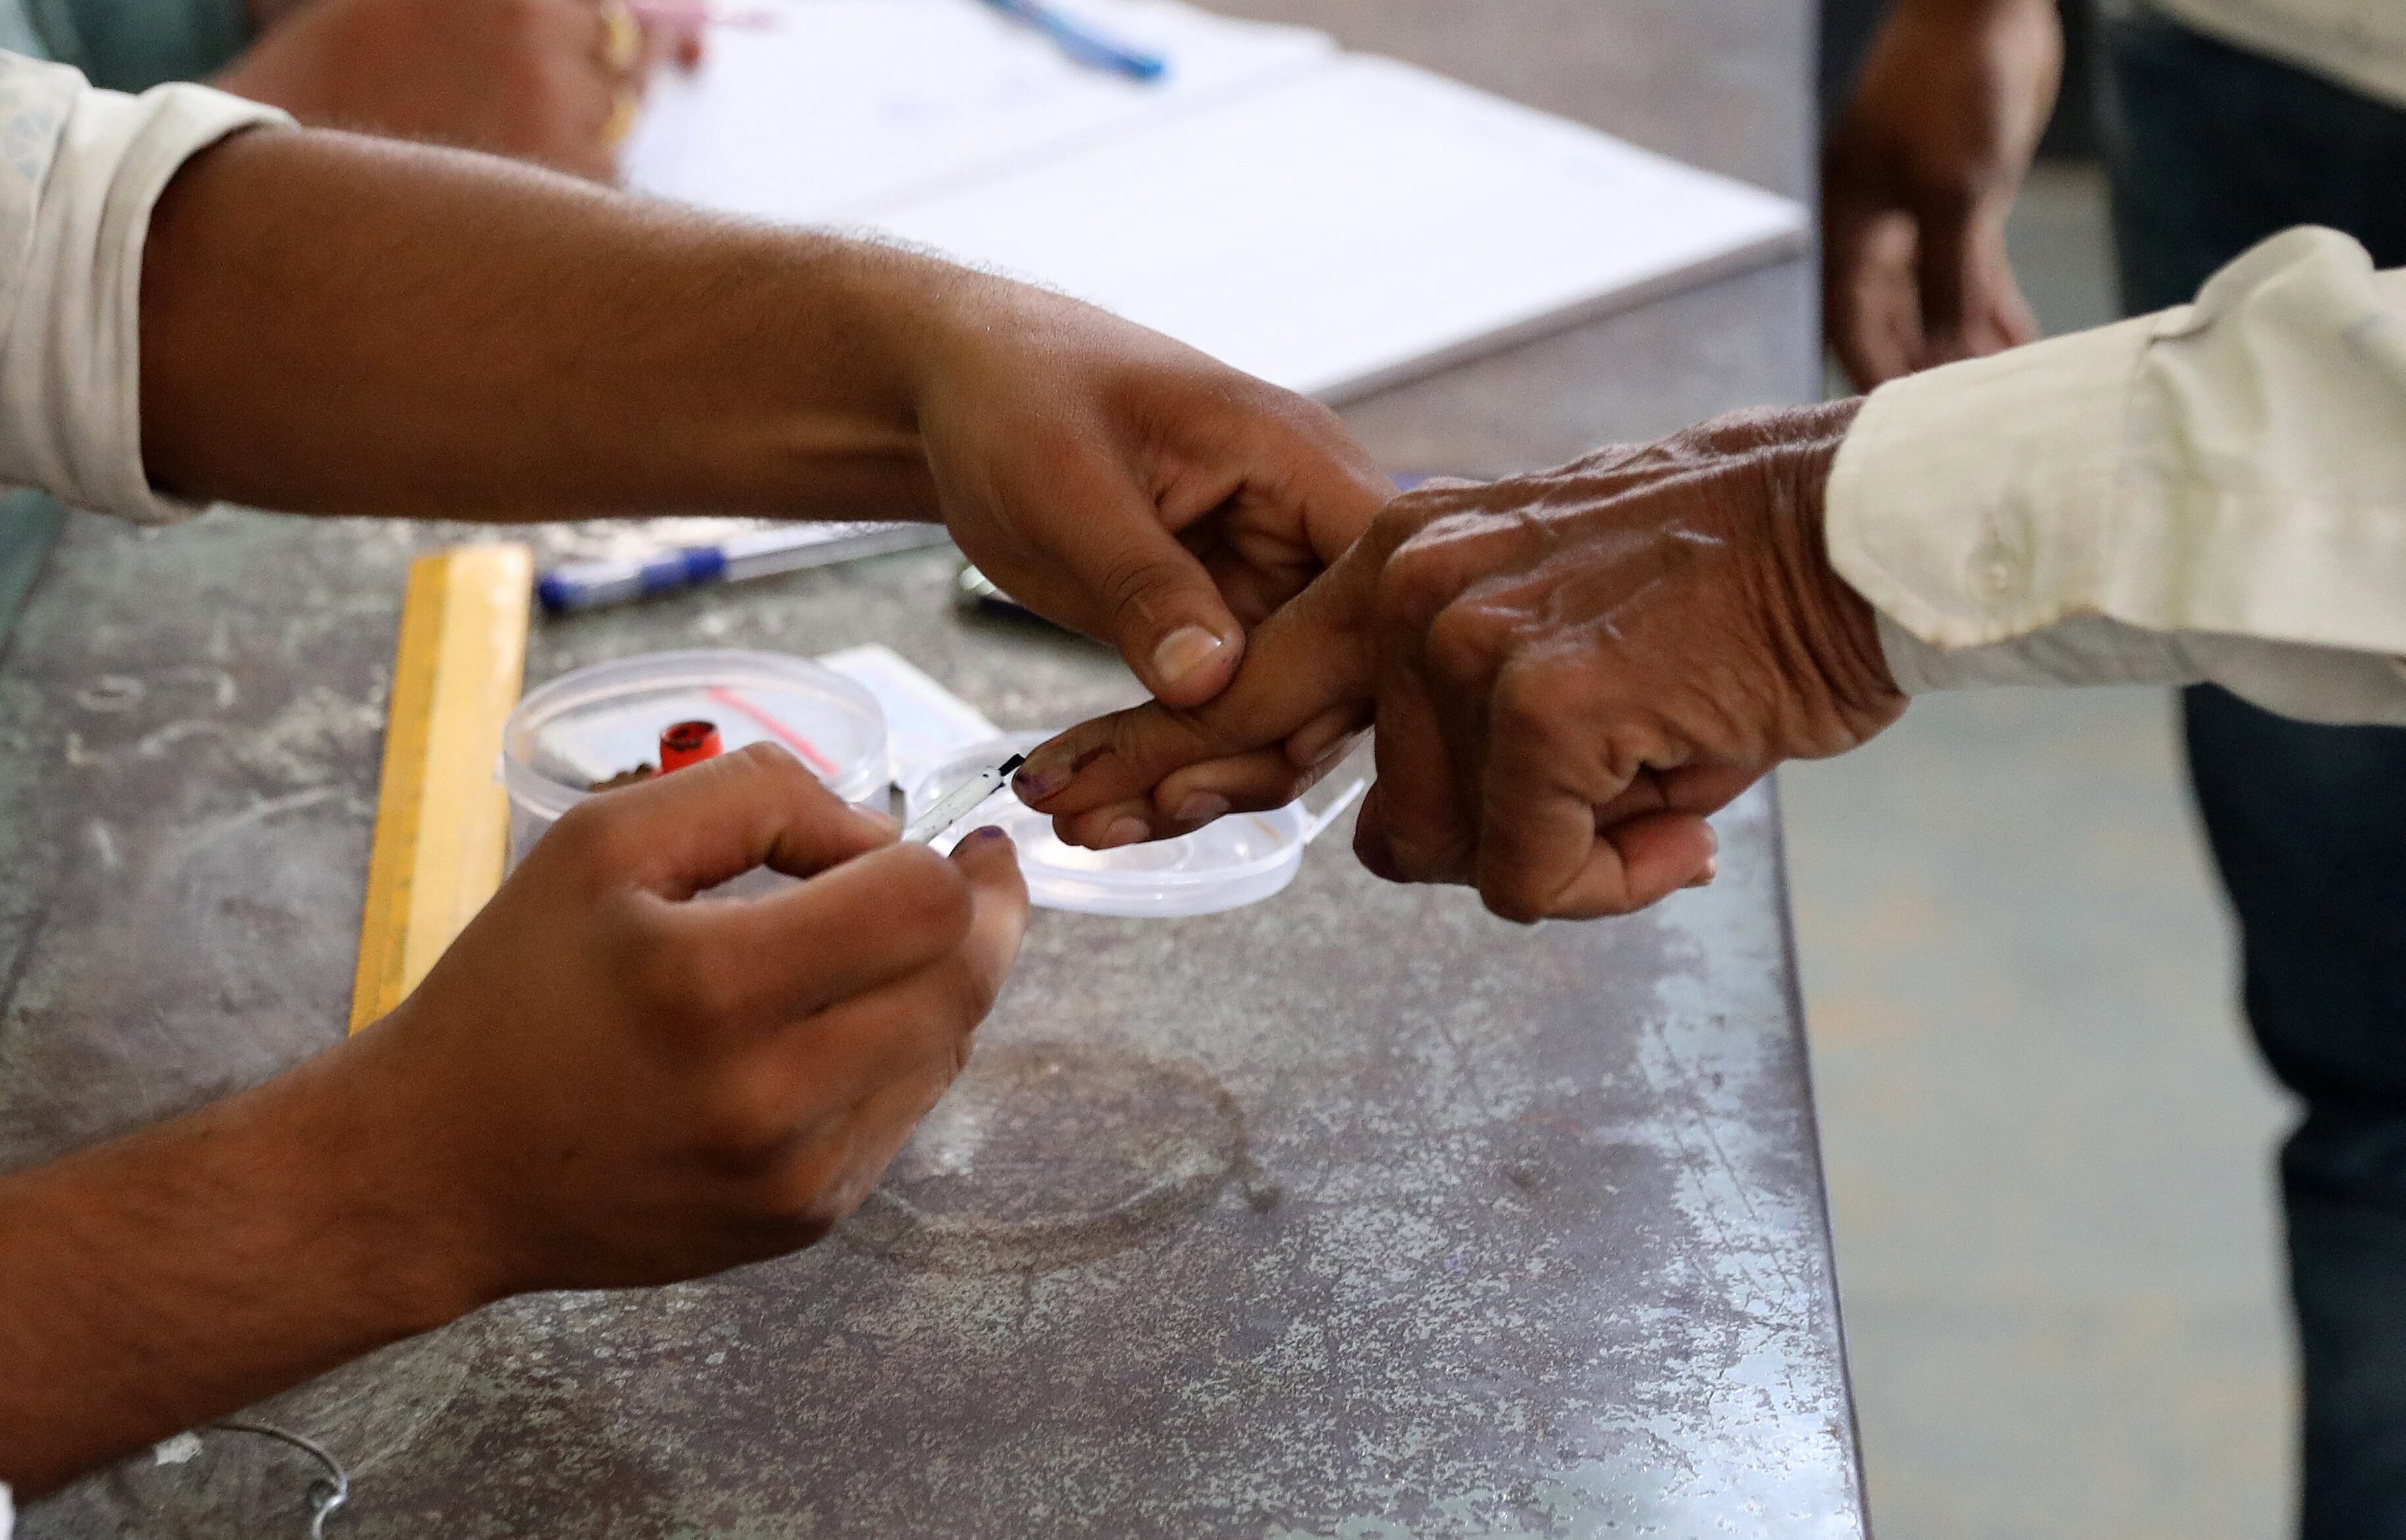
[
  {"xmin": 6, "ymin": 0, "xmax": 691, "ymax": 178},
  {"xmin": 1811, "ymin": 1, "xmax": 2406, "ymax": 1536},
  {"xmin": 0, "ymin": 0, "xmax": 693, "ymax": 642}
]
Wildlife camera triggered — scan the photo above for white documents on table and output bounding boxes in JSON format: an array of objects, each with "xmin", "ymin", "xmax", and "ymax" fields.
[{"xmin": 624, "ymin": 0, "xmax": 1808, "ymax": 401}]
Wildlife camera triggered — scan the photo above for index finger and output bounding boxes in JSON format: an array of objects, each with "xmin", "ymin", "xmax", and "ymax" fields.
[
  {"xmin": 551, "ymin": 742, "xmax": 895, "ymax": 900},
  {"xmin": 1012, "ymin": 545, "xmax": 1381, "ymax": 817}
]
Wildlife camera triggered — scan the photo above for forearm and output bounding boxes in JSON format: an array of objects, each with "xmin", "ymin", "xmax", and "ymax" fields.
[
  {"xmin": 0, "ymin": 1040, "xmax": 484, "ymax": 1496},
  {"xmin": 1824, "ymin": 226, "xmax": 2406, "ymax": 724},
  {"xmin": 139, "ymin": 126, "xmax": 954, "ymax": 521}
]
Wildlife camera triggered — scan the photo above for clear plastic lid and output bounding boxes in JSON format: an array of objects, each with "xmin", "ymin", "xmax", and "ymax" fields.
[
  {"xmin": 502, "ymin": 650, "xmax": 891, "ymax": 845},
  {"xmin": 902, "ymin": 731, "xmax": 1365, "ymax": 917}
]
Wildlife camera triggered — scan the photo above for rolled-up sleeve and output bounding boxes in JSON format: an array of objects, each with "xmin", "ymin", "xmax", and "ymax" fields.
[
  {"xmin": 0, "ymin": 53, "xmax": 286, "ymax": 525},
  {"xmin": 1825, "ymin": 226, "xmax": 2406, "ymax": 725}
]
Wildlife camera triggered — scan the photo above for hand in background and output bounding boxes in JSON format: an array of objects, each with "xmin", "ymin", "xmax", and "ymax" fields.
[
  {"xmin": 908, "ymin": 278, "xmax": 1395, "ymax": 710},
  {"xmin": 0, "ymin": 745, "xmax": 1026, "ymax": 1493},
  {"xmin": 1821, "ymin": 0, "xmax": 2059, "ymax": 388},
  {"xmin": 1012, "ymin": 404, "xmax": 1906, "ymax": 923},
  {"xmin": 214, "ymin": 0, "xmax": 667, "ymax": 180}
]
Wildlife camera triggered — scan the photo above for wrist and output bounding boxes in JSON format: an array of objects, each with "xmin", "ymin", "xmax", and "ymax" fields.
[
  {"xmin": 743, "ymin": 234, "xmax": 974, "ymax": 521},
  {"xmin": 1772, "ymin": 400, "xmax": 1902, "ymax": 717},
  {"xmin": 162, "ymin": 1037, "xmax": 504, "ymax": 1333},
  {"xmin": 288, "ymin": 1011, "xmax": 535, "ymax": 1316}
]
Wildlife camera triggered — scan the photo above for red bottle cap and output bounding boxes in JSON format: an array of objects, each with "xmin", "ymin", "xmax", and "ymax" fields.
[{"xmin": 659, "ymin": 719, "xmax": 723, "ymax": 773}]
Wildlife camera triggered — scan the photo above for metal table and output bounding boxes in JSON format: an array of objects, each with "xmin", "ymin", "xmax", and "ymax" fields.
[{"xmin": 6, "ymin": 2, "xmax": 1862, "ymax": 1533}]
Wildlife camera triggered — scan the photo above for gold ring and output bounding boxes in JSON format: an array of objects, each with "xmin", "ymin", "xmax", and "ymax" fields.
[
  {"xmin": 603, "ymin": 85, "xmax": 641, "ymax": 147},
  {"xmin": 600, "ymin": 0, "xmax": 642, "ymax": 74}
]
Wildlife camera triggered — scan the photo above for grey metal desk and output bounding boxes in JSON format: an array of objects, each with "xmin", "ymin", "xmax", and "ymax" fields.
[{"xmin": 5, "ymin": 3, "xmax": 1862, "ymax": 1533}]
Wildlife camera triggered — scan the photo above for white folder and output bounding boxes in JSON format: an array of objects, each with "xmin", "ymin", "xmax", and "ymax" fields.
[{"xmin": 626, "ymin": 0, "xmax": 1808, "ymax": 401}]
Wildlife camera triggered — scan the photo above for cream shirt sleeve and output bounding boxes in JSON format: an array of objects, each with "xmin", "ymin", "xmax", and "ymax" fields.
[
  {"xmin": 0, "ymin": 51, "xmax": 287, "ymax": 524},
  {"xmin": 1825, "ymin": 225, "xmax": 2406, "ymax": 726}
]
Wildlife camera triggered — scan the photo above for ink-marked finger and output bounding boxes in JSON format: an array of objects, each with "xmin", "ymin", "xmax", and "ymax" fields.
[{"xmin": 1015, "ymin": 548, "xmax": 1378, "ymax": 815}]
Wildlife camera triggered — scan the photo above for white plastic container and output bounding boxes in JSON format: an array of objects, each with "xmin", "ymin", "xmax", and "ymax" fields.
[
  {"xmin": 502, "ymin": 650, "xmax": 889, "ymax": 869},
  {"xmin": 902, "ymin": 731, "xmax": 1366, "ymax": 918}
]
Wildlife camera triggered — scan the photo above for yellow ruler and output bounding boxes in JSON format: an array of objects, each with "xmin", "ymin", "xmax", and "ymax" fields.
[{"xmin": 350, "ymin": 544, "xmax": 533, "ymax": 1033}]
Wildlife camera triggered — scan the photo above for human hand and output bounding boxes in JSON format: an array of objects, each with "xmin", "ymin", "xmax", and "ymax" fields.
[
  {"xmin": 1012, "ymin": 403, "xmax": 1906, "ymax": 922},
  {"xmin": 214, "ymin": 0, "xmax": 666, "ymax": 181},
  {"xmin": 1821, "ymin": 0, "xmax": 2058, "ymax": 389},
  {"xmin": 904, "ymin": 278, "xmax": 1394, "ymax": 709},
  {"xmin": 346, "ymin": 742, "xmax": 1028, "ymax": 1293}
]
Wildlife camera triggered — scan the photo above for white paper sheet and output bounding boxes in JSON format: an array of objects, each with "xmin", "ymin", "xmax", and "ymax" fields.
[
  {"xmin": 870, "ymin": 55, "xmax": 1806, "ymax": 399},
  {"xmin": 624, "ymin": 0, "xmax": 1334, "ymax": 224},
  {"xmin": 627, "ymin": 2, "xmax": 1807, "ymax": 401}
]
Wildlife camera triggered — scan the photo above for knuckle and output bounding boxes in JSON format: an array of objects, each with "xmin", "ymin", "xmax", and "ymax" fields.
[
  {"xmin": 1490, "ymin": 661, "xmax": 1569, "ymax": 744},
  {"xmin": 635, "ymin": 931, "xmax": 745, "ymax": 1025},
  {"xmin": 758, "ymin": 1153, "xmax": 852, "ymax": 1237},
  {"xmin": 1480, "ymin": 879, "xmax": 1550, "ymax": 927},
  {"xmin": 1372, "ymin": 538, "xmax": 1461, "ymax": 633},
  {"xmin": 544, "ymin": 797, "xmax": 646, "ymax": 886},
  {"xmin": 1383, "ymin": 826, "xmax": 1468, "ymax": 885},
  {"xmin": 941, "ymin": 953, "xmax": 1005, "ymax": 1033},
  {"xmin": 1423, "ymin": 602, "xmax": 1513, "ymax": 692},
  {"xmin": 725, "ymin": 738, "xmax": 817, "ymax": 796},
  {"xmin": 1268, "ymin": 390, "xmax": 1351, "ymax": 449},
  {"xmin": 694, "ymin": 1067, "xmax": 794, "ymax": 1157}
]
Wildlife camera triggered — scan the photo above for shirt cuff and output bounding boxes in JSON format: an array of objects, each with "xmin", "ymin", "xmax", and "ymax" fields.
[
  {"xmin": 0, "ymin": 70, "xmax": 291, "ymax": 526},
  {"xmin": 1823, "ymin": 310, "xmax": 2162, "ymax": 651}
]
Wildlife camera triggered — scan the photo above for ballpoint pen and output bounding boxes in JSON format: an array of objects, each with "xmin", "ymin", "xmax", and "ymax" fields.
[
  {"xmin": 535, "ymin": 523, "xmax": 951, "ymax": 615},
  {"xmin": 976, "ymin": 0, "xmax": 1167, "ymax": 82}
]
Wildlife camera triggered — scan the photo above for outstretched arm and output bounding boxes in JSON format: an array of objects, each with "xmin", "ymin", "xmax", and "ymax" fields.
[
  {"xmin": 1021, "ymin": 229, "xmax": 2406, "ymax": 919},
  {"xmin": 0, "ymin": 55, "xmax": 1390, "ymax": 706}
]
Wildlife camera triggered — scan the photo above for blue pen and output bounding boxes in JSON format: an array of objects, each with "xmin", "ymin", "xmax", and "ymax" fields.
[
  {"xmin": 536, "ymin": 523, "xmax": 953, "ymax": 615},
  {"xmin": 978, "ymin": 0, "xmax": 1166, "ymax": 82}
]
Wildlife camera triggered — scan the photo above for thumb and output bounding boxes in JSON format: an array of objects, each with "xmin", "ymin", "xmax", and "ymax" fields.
[
  {"xmin": 1066, "ymin": 474, "xmax": 1251, "ymax": 709},
  {"xmin": 1014, "ymin": 545, "xmax": 1380, "ymax": 817}
]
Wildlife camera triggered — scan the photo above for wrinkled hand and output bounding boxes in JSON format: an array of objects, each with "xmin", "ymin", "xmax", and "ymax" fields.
[
  {"xmin": 1822, "ymin": 0, "xmax": 2058, "ymax": 389},
  {"xmin": 1012, "ymin": 404, "xmax": 1907, "ymax": 922},
  {"xmin": 345, "ymin": 743, "xmax": 1028, "ymax": 1293},
  {"xmin": 215, "ymin": 0, "xmax": 671, "ymax": 181},
  {"xmin": 908, "ymin": 279, "xmax": 1394, "ymax": 709}
]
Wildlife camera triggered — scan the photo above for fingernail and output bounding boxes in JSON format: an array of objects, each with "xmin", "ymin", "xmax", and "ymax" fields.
[
  {"xmin": 1012, "ymin": 760, "xmax": 1067, "ymax": 802},
  {"xmin": 1174, "ymin": 792, "xmax": 1231, "ymax": 824},
  {"xmin": 960, "ymin": 825, "xmax": 1012, "ymax": 848},
  {"xmin": 1151, "ymin": 626, "xmax": 1228, "ymax": 688},
  {"xmin": 1703, "ymin": 823, "xmax": 1720, "ymax": 857},
  {"xmin": 1685, "ymin": 857, "xmax": 1719, "ymax": 888},
  {"xmin": 1097, "ymin": 816, "xmax": 1151, "ymax": 850}
]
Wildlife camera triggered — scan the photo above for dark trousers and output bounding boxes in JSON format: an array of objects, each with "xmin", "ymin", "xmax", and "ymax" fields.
[{"xmin": 2106, "ymin": 15, "xmax": 2406, "ymax": 1536}]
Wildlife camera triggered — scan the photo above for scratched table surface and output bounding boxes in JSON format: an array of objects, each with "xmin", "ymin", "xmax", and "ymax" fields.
[{"xmin": 3, "ymin": 2, "xmax": 1863, "ymax": 1535}]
